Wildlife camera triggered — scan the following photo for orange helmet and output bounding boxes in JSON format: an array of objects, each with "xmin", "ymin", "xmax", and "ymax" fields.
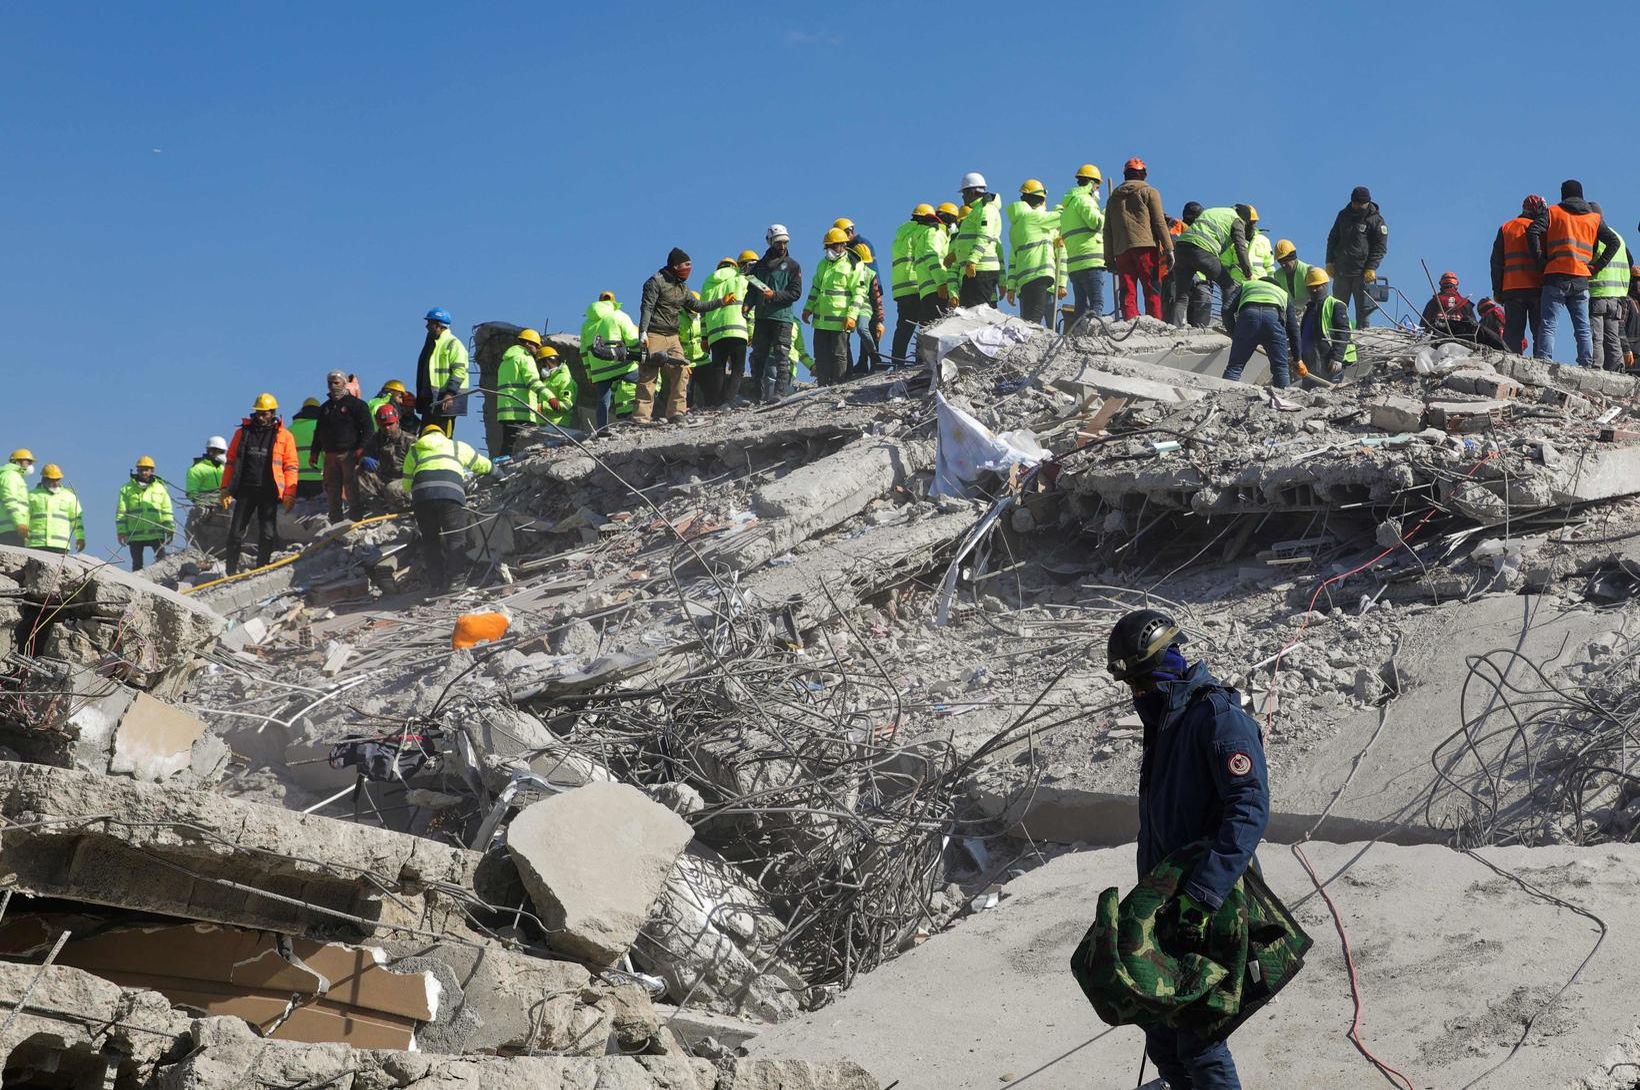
[
  {"xmin": 1440, "ymin": 271, "xmax": 1459, "ymax": 285},
  {"xmin": 1124, "ymin": 157, "xmax": 1147, "ymax": 173}
]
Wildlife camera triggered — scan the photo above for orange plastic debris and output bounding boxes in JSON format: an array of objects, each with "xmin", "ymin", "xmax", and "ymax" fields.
[{"xmin": 451, "ymin": 610, "xmax": 510, "ymax": 650}]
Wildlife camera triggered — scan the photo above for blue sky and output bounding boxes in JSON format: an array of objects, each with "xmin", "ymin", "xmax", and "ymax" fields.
[{"xmin": 5, "ymin": 2, "xmax": 1638, "ymax": 560}]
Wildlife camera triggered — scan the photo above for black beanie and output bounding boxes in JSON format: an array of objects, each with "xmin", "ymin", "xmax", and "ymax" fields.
[
  {"xmin": 668, "ymin": 247, "xmax": 691, "ymax": 267},
  {"xmin": 1561, "ymin": 179, "xmax": 1583, "ymax": 200},
  {"xmin": 1351, "ymin": 186, "xmax": 1371, "ymax": 203},
  {"xmin": 1181, "ymin": 201, "xmax": 1204, "ymax": 220}
]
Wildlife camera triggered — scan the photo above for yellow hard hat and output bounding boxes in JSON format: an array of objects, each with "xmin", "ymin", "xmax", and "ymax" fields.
[
  {"xmin": 851, "ymin": 242, "xmax": 874, "ymax": 263},
  {"xmin": 9, "ymin": 449, "xmax": 34, "ymax": 463},
  {"xmin": 833, "ymin": 217, "xmax": 855, "ymax": 231},
  {"xmin": 738, "ymin": 249, "xmax": 759, "ymax": 263},
  {"xmin": 598, "ymin": 291, "xmax": 617, "ymax": 302},
  {"xmin": 517, "ymin": 328, "xmax": 543, "ymax": 347},
  {"xmin": 823, "ymin": 227, "xmax": 850, "ymax": 246},
  {"xmin": 420, "ymin": 424, "xmax": 444, "ymax": 436},
  {"xmin": 135, "ymin": 455, "xmax": 156, "ymax": 470},
  {"xmin": 717, "ymin": 256, "xmax": 738, "ymax": 268},
  {"xmin": 383, "ymin": 379, "xmax": 408, "ymax": 395},
  {"xmin": 912, "ymin": 203, "xmax": 936, "ymax": 218},
  {"xmin": 936, "ymin": 201, "xmax": 960, "ymax": 217},
  {"xmin": 1020, "ymin": 178, "xmax": 1046, "ymax": 197},
  {"xmin": 41, "ymin": 464, "xmax": 63, "ymax": 481},
  {"xmin": 1242, "ymin": 204, "xmax": 1260, "ymax": 222},
  {"xmin": 301, "ymin": 397, "xmax": 320, "ymax": 409},
  {"xmin": 538, "ymin": 345, "xmax": 558, "ymax": 359},
  {"xmin": 1305, "ymin": 266, "xmax": 1331, "ymax": 288},
  {"xmin": 1075, "ymin": 163, "xmax": 1101, "ymax": 182},
  {"xmin": 1274, "ymin": 239, "xmax": 1298, "ymax": 262},
  {"xmin": 955, "ymin": 204, "xmax": 972, "ymax": 222},
  {"xmin": 253, "ymin": 393, "xmax": 279, "ymax": 411}
]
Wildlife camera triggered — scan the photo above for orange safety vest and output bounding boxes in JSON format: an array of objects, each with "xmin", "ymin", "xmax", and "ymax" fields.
[
  {"xmin": 1545, "ymin": 205, "xmax": 1601, "ymax": 277},
  {"xmin": 1498, "ymin": 216, "xmax": 1542, "ymax": 293}
]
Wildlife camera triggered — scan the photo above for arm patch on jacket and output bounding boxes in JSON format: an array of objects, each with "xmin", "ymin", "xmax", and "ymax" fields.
[{"xmin": 1226, "ymin": 752, "xmax": 1253, "ymax": 777}]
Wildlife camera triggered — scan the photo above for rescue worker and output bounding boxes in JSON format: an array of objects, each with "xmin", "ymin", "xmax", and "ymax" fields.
[
  {"xmin": 579, "ymin": 292, "xmax": 641, "ymax": 431},
  {"xmin": 889, "ymin": 206, "xmax": 933, "ymax": 364},
  {"xmin": 495, "ymin": 329, "xmax": 552, "ymax": 455},
  {"xmin": 401, "ymin": 424, "xmax": 492, "ymax": 593},
  {"xmin": 634, "ymin": 248, "xmax": 735, "ymax": 424},
  {"xmin": 746, "ymin": 225, "xmax": 804, "ymax": 403},
  {"xmin": 1004, "ymin": 179, "xmax": 1066, "ymax": 327},
  {"xmin": 1221, "ymin": 275, "xmax": 1298, "ymax": 388},
  {"xmin": 221, "ymin": 393, "xmax": 299, "ymax": 576},
  {"xmin": 1107, "ymin": 608, "xmax": 1268, "ymax": 1090},
  {"xmin": 1271, "ymin": 240, "xmax": 1311, "ymax": 321},
  {"xmin": 1528, "ymin": 181, "xmax": 1622, "ymax": 366},
  {"xmin": 0, "ymin": 449, "xmax": 35, "ymax": 547},
  {"xmin": 1171, "ymin": 204, "xmax": 1254, "ymax": 330},
  {"xmin": 1228, "ymin": 210, "xmax": 1274, "ymax": 290},
  {"xmin": 916, "ymin": 204, "xmax": 958, "ymax": 322},
  {"xmin": 1420, "ymin": 272, "xmax": 1480, "ymax": 340},
  {"xmin": 849, "ymin": 242, "xmax": 886, "ymax": 374},
  {"xmin": 184, "ymin": 437, "xmax": 230, "ymax": 555},
  {"xmin": 803, "ymin": 227, "xmax": 862, "ymax": 386},
  {"xmin": 1325, "ymin": 186, "xmax": 1389, "ymax": 330},
  {"xmin": 358, "ymin": 404, "xmax": 416, "ymax": 512},
  {"xmin": 678, "ymin": 291, "xmax": 710, "ymax": 410},
  {"xmin": 949, "ymin": 172, "xmax": 1004, "ymax": 307},
  {"xmin": 536, "ymin": 346, "xmax": 576, "ymax": 428},
  {"xmin": 832, "ymin": 217, "xmax": 875, "ymax": 261},
  {"xmin": 1057, "ymin": 164, "xmax": 1106, "ymax": 324},
  {"xmin": 1103, "ymin": 157, "xmax": 1171, "ymax": 320},
  {"xmin": 1490, "ymin": 195, "xmax": 1548, "ymax": 357},
  {"xmin": 1587, "ymin": 203, "xmax": 1632, "ymax": 372},
  {"xmin": 417, "ymin": 307, "xmax": 469, "ymax": 437},
  {"xmin": 1299, "ymin": 267, "xmax": 1355, "ymax": 379},
  {"xmin": 700, "ymin": 254, "xmax": 752, "ymax": 407},
  {"xmin": 313, "ymin": 370, "xmax": 373, "ymax": 523},
  {"xmin": 1626, "ymin": 265, "xmax": 1640, "ymax": 368},
  {"xmin": 1475, "ymin": 297, "xmax": 1510, "ymax": 351},
  {"xmin": 27, "ymin": 465, "xmax": 85, "ymax": 554},
  {"xmin": 115, "ymin": 455, "xmax": 175, "ymax": 571},
  {"xmin": 288, "ymin": 398, "xmax": 324, "ymax": 499}
]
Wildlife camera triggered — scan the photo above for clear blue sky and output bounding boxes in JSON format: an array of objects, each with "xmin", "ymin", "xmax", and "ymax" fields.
[{"xmin": 5, "ymin": 2, "xmax": 1637, "ymax": 561}]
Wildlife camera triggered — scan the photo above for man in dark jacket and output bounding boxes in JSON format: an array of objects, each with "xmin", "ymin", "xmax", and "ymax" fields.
[
  {"xmin": 746, "ymin": 224, "xmax": 804, "ymax": 404},
  {"xmin": 357, "ymin": 403, "xmax": 416, "ymax": 513},
  {"xmin": 1525, "ymin": 179, "xmax": 1620, "ymax": 366},
  {"xmin": 635, "ymin": 248, "xmax": 734, "ymax": 424},
  {"xmin": 1109, "ymin": 609, "xmax": 1269, "ymax": 1090},
  {"xmin": 1420, "ymin": 272, "xmax": 1479, "ymax": 340},
  {"xmin": 312, "ymin": 370, "xmax": 374, "ymax": 523},
  {"xmin": 1325, "ymin": 186, "xmax": 1389, "ymax": 330}
]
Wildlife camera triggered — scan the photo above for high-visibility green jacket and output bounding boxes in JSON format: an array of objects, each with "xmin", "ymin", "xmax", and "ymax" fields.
[
  {"xmin": 1591, "ymin": 233, "xmax": 1631, "ymax": 299},
  {"xmin": 401, "ymin": 431, "xmax": 492, "ymax": 505},
  {"xmin": 1178, "ymin": 208, "xmax": 1239, "ymax": 256},
  {"xmin": 701, "ymin": 265, "xmax": 750, "ymax": 345},
  {"xmin": 612, "ymin": 379, "xmax": 635, "ymax": 416},
  {"xmin": 854, "ymin": 261, "xmax": 879, "ymax": 324},
  {"xmin": 1273, "ymin": 260, "xmax": 1312, "ymax": 310},
  {"xmin": 0, "ymin": 463, "xmax": 29, "ymax": 537},
  {"xmin": 541, "ymin": 365, "xmax": 576, "ymax": 427},
  {"xmin": 288, "ymin": 410, "xmax": 323, "ymax": 483},
  {"xmin": 496, "ymin": 344, "xmax": 550, "ymax": 424},
  {"xmin": 429, "ymin": 328, "xmax": 470, "ymax": 394},
  {"xmin": 115, "ymin": 477, "xmax": 174, "ymax": 542},
  {"xmin": 579, "ymin": 300, "xmax": 640, "ymax": 384},
  {"xmin": 916, "ymin": 225, "xmax": 951, "ymax": 299},
  {"xmin": 805, "ymin": 254, "xmax": 862, "ymax": 332},
  {"xmin": 185, "ymin": 458, "xmax": 225, "ymax": 502},
  {"xmin": 1005, "ymin": 200, "xmax": 1065, "ymax": 294},
  {"xmin": 1229, "ymin": 232, "xmax": 1275, "ymax": 284},
  {"xmin": 679, "ymin": 308, "xmax": 708, "ymax": 364},
  {"xmin": 952, "ymin": 193, "xmax": 1004, "ymax": 274},
  {"xmin": 27, "ymin": 486, "xmax": 83, "ymax": 551},
  {"xmin": 1316, "ymin": 294, "xmax": 1358, "ymax": 365},
  {"xmin": 1235, "ymin": 277, "xmax": 1289, "ymax": 311},
  {"xmin": 890, "ymin": 220, "xmax": 924, "ymax": 300},
  {"xmin": 1057, "ymin": 183, "xmax": 1106, "ymax": 273}
]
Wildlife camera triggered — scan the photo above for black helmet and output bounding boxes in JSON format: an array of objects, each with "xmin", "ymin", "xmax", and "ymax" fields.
[
  {"xmin": 1107, "ymin": 609, "xmax": 1186, "ymax": 681},
  {"xmin": 1181, "ymin": 201, "xmax": 1204, "ymax": 222}
]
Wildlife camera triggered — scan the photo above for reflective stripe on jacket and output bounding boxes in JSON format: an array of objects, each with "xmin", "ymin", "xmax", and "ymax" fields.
[
  {"xmin": 1005, "ymin": 200, "xmax": 1063, "ymax": 293},
  {"xmin": 1591, "ymin": 233, "xmax": 1631, "ymax": 299},
  {"xmin": 1178, "ymin": 207, "xmax": 1238, "ymax": 255},
  {"xmin": 1318, "ymin": 295, "xmax": 1357, "ymax": 365},
  {"xmin": 1497, "ymin": 216, "xmax": 1542, "ymax": 294},
  {"xmin": 0, "ymin": 464, "xmax": 28, "ymax": 536},
  {"xmin": 1229, "ymin": 232, "xmax": 1275, "ymax": 284},
  {"xmin": 952, "ymin": 193, "xmax": 1004, "ymax": 273},
  {"xmin": 115, "ymin": 478, "xmax": 174, "ymax": 541},
  {"xmin": 889, "ymin": 221, "xmax": 923, "ymax": 299},
  {"xmin": 495, "ymin": 344, "xmax": 549, "ymax": 423},
  {"xmin": 916, "ymin": 226, "xmax": 951, "ymax": 299},
  {"xmin": 402, "ymin": 432, "xmax": 492, "ymax": 505},
  {"xmin": 579, "ymin": 300, "xmax": 640, "ymax": 384},
  {"xmin": 1057, "ymin": 183, "xmax": 1105, "ymax": 273},
  {"xmin": 701, "ymin": 266, "xmax": 749, "ymax": 344},
  {"xmin": 805, "ymin": 254, "xmax": 861, "ymax": 331},
  {"xmin": 222, "ymin": 420, "xmax": 300, "ymax": 500},
  {"xmin": 27, "ymin": 487, "xmax": 84, "ymax": 550},
  {"xmin": 1545, "ymin": 205, "xmax": 1601, "ymax": 277},
  {"xmin": 430, "ymin": 328, "xmax": 470, "ymax": 393},
  {"xmin": 288, "ymin": 413, "xmax": 323, "ymax": 483},
  {"xmin": 1235, "ymin": 277, "xmax": 1288, "ymax": 311},
  {"xmin": 185, "ymin": 459, "xmax": 224, "ymax": 502}
]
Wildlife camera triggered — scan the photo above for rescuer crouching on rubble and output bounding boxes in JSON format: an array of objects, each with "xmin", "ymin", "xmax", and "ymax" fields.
[
  {"xmin": 1109, "ymin": 609, "xmax": 1271, "ymax": 1090},
  {"xmin": 401, "ymin": 424, "xmax": 491, "ymax": 594}
]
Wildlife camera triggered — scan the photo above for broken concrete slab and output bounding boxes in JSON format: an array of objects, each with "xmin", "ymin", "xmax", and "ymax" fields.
[
  {"xmin": 507, "ymin": 782, "xmax": 694, "ymax": 966},
  {"xmin": 1370, "ymin": 394, "xmax": 1426, "ymax": 433},
  {"xmin": 108, "ymin": 691, "xmax": 209, "ymax": 782}
]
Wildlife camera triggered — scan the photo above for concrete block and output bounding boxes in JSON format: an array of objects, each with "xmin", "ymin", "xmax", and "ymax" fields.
[
  {"xmin": 507, "ymin": 782, "xmax": 694, "ymax": 967},
  {"xmin": 1066, "ymin": 369, "xmax": 1205, "ymax": 405},
  {"xmin": 1443, "ymin": 369, "xmax": 1521, "ymax": 400},
  {"xmin": 1426, "ymin": 399, "xmax": 1509, "ymax": 432},
  {"xmin": 1368, "ymin": 395, "xmax": 1425, "ymax": 433},
  {"xmin": 1547, "ymin": 442, "xmax": 1640, "ymax": 504},
  {"xmin": 108, "ymin": 691, "xmax": 207, "ymax": 782}
]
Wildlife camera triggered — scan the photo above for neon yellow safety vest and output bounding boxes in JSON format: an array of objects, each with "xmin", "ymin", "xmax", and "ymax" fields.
[
  {"xmin": 186, "ymin": 459, "xmax": 224, "ymax": 502},
  {"xmin": 1229, "ymin": 232, "xmax": 1275, "ymax": 284},
  {"xmin": 700, "ymin": 266, "xmax": 750, "ymax": 344},
  {"xmin": 1056, "ymin": 183, "xmax": 1106, "ymax": 273},
  {"xmin": 27, "ymin": 486, "xmax": 83, "ymax": 550},
  {"xmin": 679, "ymin": 308, "xmax": 708, "ymax": 364},
  {"xmin": 1590, "ymin": 233, "xmax": 1631, "ymax": 299},
  {"xmin": 495, "ymin": 344, "xmax": 549, "ymax": 424},
  {"xmin": 1236, "ymin": 277, "xmax": 1289, "ymax": 311},
  {"xmin": 1318, "ymin": 295, "xmax": 1358, "ymax": 364},
  {"xmin": 115, "ymin": 478, "xmax": 175, "ymax": 542},
  {"xmin": 890, "ymin": 221, "xmax": 923, "ymax": 299},
  {"xmin": 1178, "ymin": 207, "xmax": 1239, "ymax": 255},
  {"xmin": 805, "ymin": 254, "xmax": 860, "ymax": 332},
  {"xmin": 579, "ymin": 300, "xmax": 640, "ymax": 385},
  {"xmin": 542, "ymin": 365, "xmax": 576, "ymax": 427},
  {"xmin": 402, "ymin": 432, "xmax": 492, "ymax": 504},
  {"xmin": 1274, "ymin": 261, "xmax": 1312, "ymax": 308},
  {"xmin": 853, "ymin": 261, "xmax": 878, "ymax": 323},
  {"xmin": 1005, "ymin": 200, "xmax": 1064, "ymax": 293},
  {"xmin": 916, "ymin": 225, "xmax": 951, "ymax": 299},
  {"xmin": 288, "ymin": 415, "xmax": 323, "ymax": 483},
  {"xmin": 429, "ymin": 328, "xmax": 470, "ymax": 392},
  {"xmin": 952, "ymin": 194, "xmax": 1004, "ymax": 273},
  {"xmin": 0, "ymin": 463, "xmax": 28, "ymax": 536}
]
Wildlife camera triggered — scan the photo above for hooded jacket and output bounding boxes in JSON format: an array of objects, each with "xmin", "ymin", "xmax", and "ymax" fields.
[
  {"xmin": 1526, "ymin": 196, "xmax": 1621, "ymax": 280},
  {"xmin": 1324, "ymin": 201, "xmax": 1389, "ymax": 275},
  {"xmin": 637, "ymin": 267, "xmax": 728, "ymax": 340},
  {"xmin": 579, "ymin": 300, "xmax": 640, "ymax": 384},
  {"xmin": 1135, "ymin": 660, "xmax": 1269, "ymax": 910}
]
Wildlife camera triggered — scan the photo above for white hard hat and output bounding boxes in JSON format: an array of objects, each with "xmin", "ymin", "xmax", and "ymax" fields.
[
  {"xmin": 765, "ymin": 223, "xmax": 790, "ymax": 243},
  {"xmin": 207, "ymin": 435, "xmax": 228, "ymax": 451},
  {"xmin": 960, "ymin": 172, "xmax": 988, "ymax": 191}
]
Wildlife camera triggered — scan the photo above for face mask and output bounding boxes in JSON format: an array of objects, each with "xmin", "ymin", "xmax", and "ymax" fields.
[
  {"xmin": 23, "ymin": 465, "xmax": 38, "ymax": 479},
  {"xmin": 212, "ymin": 453, "xmax": 226, "ymax": 465},
  {"xmin": 826, "ymin": 248, "xmax": 845, "ymax": 261}
]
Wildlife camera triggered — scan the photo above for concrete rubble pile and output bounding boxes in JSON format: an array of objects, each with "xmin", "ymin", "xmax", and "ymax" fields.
[{"xmin": 10, "ymin": 304, "xmax": 1640, "ymax": 1086}]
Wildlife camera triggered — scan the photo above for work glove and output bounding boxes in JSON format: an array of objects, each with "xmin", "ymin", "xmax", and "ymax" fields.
[
  {"xmin": 801, "ymin": 311, "xmax": 814, "ymax": 324},
  {"xmin": 221, "ymin": 495, "xmax": 234, "ymax": 510},
  {"xmin": 1057, "ymin": 288, "xmax": 1069, "ymax": 300},
  {"xmin": 1363, "ymin": 269, "xmax": 1377, "ymax": 284},
  {"xmin": 1005, "ymin": 290, "xmax": 1017, "ymax": 306},
  {"xmin": 547, "ymin": 397, "xmax": 561, "ymax": 411},
  {"xmin": 964, "ymin": 263, "xmax": 978, "ymax": 279},
  {"xmin": 359, "ymin": 456, "xmax": 380, "ymax": 473},
  {"xmin": 722, "ymin": 293, "xmax": 737, "ymax": 305},
  {"xmin": 937, "ymin": 284, "xmax": 950, "ymax": 301},
  {"xmin": 118, "ymin": 534, "xmax": 127, "ymax": 545},
  {"xmin": 943, "ymin": 253, "xmax": 955, "ymax": 268},
  {"xmin": 1054, "ymin": 236, "xmax": 1065, "ymax": 248},
  {"xmin": 844, "ymin": 317, "xmax": 857, "ymax": 332}
]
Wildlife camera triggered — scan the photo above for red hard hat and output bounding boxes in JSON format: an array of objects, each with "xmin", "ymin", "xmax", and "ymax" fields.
[
  {"xmin": 375, "ymin": 404, "xmax": 399, "ymax": 424},
  {"xmin": 1124, "ymin": 157, "xmax": 1147, "ymax": 172},
  {"xmin": 1522, "ymin": 193, "xmax": 1546, "ymax": 215}
]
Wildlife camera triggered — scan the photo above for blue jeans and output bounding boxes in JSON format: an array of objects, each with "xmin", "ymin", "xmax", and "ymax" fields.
[
  {"xmin": 1222, "ymin": 304, "xmax": 1291, "ymax": 387},
  {"xmin": 593, "ymin": 378, "xmax": 617, "ymax": 428},
  {"xmin": 1540, "ymin": 276, "xmax": 1593, "ymax": 365},
  {"xmin": 1069, "ymin": 267, "xmax": 1106, "ymax": 323},
  {"xmin": 1144, "ymin": 1026, "xmax": 1241, "ymax": 1090},
  {"xmin": 1503, "ymin": 292, "xmax": 1544, "ymax": 356}
]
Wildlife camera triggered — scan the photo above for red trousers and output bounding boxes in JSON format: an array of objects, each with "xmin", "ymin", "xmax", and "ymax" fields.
[{"xmin": 1115, "ymin": 248, "xmax": 1164, "ymax": 320}]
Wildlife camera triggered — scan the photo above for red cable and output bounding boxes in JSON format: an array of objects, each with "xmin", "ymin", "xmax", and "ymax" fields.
[{"xmin": 1268, "ymin": 452, "xmax": 1497, "ymax": 1089}]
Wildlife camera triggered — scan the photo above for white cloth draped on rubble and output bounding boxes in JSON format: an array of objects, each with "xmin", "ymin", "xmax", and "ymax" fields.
[{"xmin": 931, "ymin": 393, "xmax": 1047, "ymax": 499}]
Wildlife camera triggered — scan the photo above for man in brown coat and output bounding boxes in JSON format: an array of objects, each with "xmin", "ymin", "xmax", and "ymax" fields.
[{"xmin": 1102, "ymin": 157, "xmax": 1173, "ymax": 320}]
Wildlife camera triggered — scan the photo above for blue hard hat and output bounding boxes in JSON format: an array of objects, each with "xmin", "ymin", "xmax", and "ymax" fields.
[{"xmin": 425, "ymin": 307, "xmax": 453, "ymax": 325}]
